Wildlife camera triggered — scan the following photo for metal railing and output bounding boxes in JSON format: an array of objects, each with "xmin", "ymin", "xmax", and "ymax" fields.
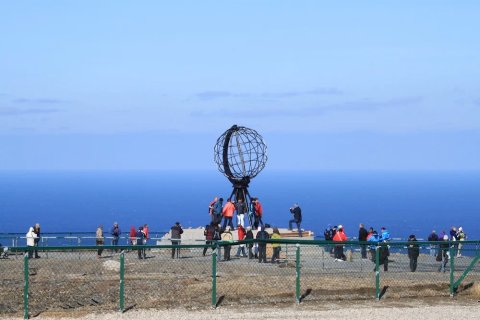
[{"xmin": 0, "ymin": 239, "xmax": 479, "ymax": 319}]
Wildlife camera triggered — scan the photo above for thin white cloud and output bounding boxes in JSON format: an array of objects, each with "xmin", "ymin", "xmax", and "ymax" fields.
[
  {"xmin": 191, "ymin": 96, "xmax": 423, "ymax": 118},
  {"xmin": 12, "ymin": 98, "xmax": 67, "ymax": 104},
  {"xmin": 195, "ymin": 88, "xmax": 343, "ymax": 100},
  {"xmin": 0, "ymin": 107, "xmax": 61, "ymax": 116}
]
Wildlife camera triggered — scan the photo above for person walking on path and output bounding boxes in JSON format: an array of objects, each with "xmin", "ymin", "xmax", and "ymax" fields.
[
  {"xmin": 358, "ymin": 223, "xmax": 368, "ymax": 259},
  {"xmin": 333, "ymin": 225, "xmax": 347, "ymax": 261},
  {"xmin": 407, "ymin": 234, "xmax": 420, "ymax": 272},
  {"xmin": 428, "ymin": 230, "xmax": 439, "ymax": 256},
  {"xmin": 270, "ymin": 227, "xmax": 282, "ymax": 263},
  {"xmin": 203, "ymin": 222, "xmax": 215, "ymax": 256},
  {"xmin": 235, "ymin": 224, "xmax": 247, "ymax": 257},
  {"xmin": 212, "ymin": 198, "xmax": 224, "ymax": 225},
  {"xmin": 96, "ymin": 225, "xmax": 104, "ymax": 258},
  {"xmin": 235, "ymin": 199, "xmax": 247, "ymax": 228},
  {"xmin": 33, "ymin": 223, "xmax": 41, "ymax": 258},
  {"xmin": 222, "ymin": 198, "xmax": 235, "ymax": 230},
  {"xmin": 111, "ymin": 222, "xmax": 121, "ymax": 252},
  {"xmin": 221, "ymin": 226, "xmax": 234, "ymax": 261},
  {"xmin": 288, "ymin": 203, "xmax": 302, "ymax": 237},
  {"xmin": 170, "ymin": 222, "xmax": 183, "ymax": 259},
  {"xmin": 256, "ymin": 225, "xmax": 270, "ymax": 263},
  {"xmin": 26, "ymin": 227, "xmax": 38, "ymax": 259},
  {"xmin": 209, "ymin": 196, "xmax": 218, "ymax": 223}
]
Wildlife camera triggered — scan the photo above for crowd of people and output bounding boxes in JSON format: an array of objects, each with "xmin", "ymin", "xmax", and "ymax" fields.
[
  {"xmin": 205, "ymin": 196, "xmax": 298, "ymax": 263},
  {"xmin": 23, "ymin": 202, "xmax": 468, "ymax": 272},
  {"xmin": 323, "ymin": 223, "xmax": 468, "ymax": 273}
]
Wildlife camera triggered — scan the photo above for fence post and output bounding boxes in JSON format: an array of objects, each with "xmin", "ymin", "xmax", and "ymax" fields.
[
  {"xmin": 119, "ymin": 250, "xmax": 125, "ymax": 312},
  {"xmin": 449, "ymin": 244, "xmax": 455, "ymax": 297},
  {"xmin": 23, "ymin": 252, "xmax": 29, "ymax": 320},
  {"xmin": 295, "ymin": 243, "xmax": 301, "ymax": 303},
  {"xmin": 212, "ymin": 245, "xmax": 217, "ymax": 308},
  {"xmin": 375, "ymin": 246, "xmax": 380, "ymax": 300}
]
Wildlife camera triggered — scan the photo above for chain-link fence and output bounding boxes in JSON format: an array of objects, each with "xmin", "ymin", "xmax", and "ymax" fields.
[{"xmin": 1, "ymin": 240, "xmax": 479, "ymax": 319}]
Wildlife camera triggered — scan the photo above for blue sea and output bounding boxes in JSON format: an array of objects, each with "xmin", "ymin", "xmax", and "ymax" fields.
[{"xmin": 0, "ymin": 170, "xmax": 479, "ymax": 240}]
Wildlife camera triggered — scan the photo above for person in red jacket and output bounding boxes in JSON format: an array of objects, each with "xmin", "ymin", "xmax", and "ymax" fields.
[
  {"xmin": 333, "ymin": 225, "xmax": 348, "ymax": 261},
  {"xmin": 235, "ymin": 224, "xmax": 247, "ymax": 257},
  {"xmin": 253, "ymin": 197, "xmax": 264, "ymax": 229},
  {"xmin": 222, "ymin": 199, "xmax": 235, "ymax": 230}
]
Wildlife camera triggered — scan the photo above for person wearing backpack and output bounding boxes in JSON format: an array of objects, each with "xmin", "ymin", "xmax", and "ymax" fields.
[{"xmin": 221, "ymin": 226, "xmax": 234, "ymax": 261}]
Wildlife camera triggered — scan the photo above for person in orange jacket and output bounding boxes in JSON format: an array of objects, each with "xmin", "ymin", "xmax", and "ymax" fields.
[
  {"xmin": 333, "ymin": 225, "xmax": 348, "ymax": 261},
  {"xmin": 222, "ymin": 199, "xmax": 235, "ymax": 230}
]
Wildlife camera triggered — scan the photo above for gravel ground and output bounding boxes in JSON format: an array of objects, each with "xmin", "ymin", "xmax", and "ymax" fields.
[{"xmin": 1, "ymin": 303, "xmax": 479, "ymax": 320}]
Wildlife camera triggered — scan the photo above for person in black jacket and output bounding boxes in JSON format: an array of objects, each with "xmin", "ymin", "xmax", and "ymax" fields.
[
  {"xmin": 407, "ymin": 234, "xmax": 420, "ymax": 272},
  {"xmin": 427, "ymin": 230, "xmax": 439, "ymax": 256},
  {"xmin": 256, "ymin": 226, "xmax": 270, "ymax": 263},
  {"xmin": 437, "ymin": 234, "xmax": 449, "ymax": 272},
  {"xmin": 358, "ymin": 223, "xmax": 368, "ymax": 259},
  {"xmin": 33, "ymin": 223, "xmax": 41, "ymax": 258},
  {"xmin": 245, "ymin": 226, "xmax": 255, "ymax": 259},
  {"xmin": 170, "ymin": 222, "xmax": 183, "ymax": 259},
  {"xmin": 135, "ymin": 226, "xmax": 145, "ymax": 259},
  {"xmin": 288, "ymin": 204, "xmax": 302, "ymax": 237}
]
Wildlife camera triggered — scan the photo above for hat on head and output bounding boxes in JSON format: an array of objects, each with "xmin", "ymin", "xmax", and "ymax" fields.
[
  {"xmin": 409, "ymin": 234, "xmax": 416, "ymax": 239},
  {"xmin": 246, "ymin": 226, "xmax": 251, "ymax": 230},
  {"xmin": 458, "ymin": 227, "xmax": 463, "ymax": 231},
  {"xmin": 338, "ymin": 225, "xmax": 343, "ymax": 229},
  {"xmin": 443, "ymin": 235, "xmax": 449, "ymax": 240}
]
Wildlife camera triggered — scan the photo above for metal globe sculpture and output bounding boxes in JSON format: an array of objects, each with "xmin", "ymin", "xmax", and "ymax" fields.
[{"xmin": 214, "ymin": 125, "xmax": 267, "ymax": 225}]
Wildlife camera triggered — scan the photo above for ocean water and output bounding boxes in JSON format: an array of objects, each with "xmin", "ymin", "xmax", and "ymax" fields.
[{"xmin": 0, "ymin": 170, "xmax": 479, "ymax": 240}]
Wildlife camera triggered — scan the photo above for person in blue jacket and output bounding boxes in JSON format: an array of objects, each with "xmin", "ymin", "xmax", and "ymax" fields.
[{"xmin": 212, "ymin": 198, "xmax": 224, "ymax": 225}]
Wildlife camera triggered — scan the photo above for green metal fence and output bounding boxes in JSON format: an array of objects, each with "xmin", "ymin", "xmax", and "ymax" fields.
[{"xmin": 0, "ymin": 240, "xmax": 479, "ymax": 319}]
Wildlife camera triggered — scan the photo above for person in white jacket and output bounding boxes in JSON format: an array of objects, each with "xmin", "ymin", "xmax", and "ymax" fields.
[{"xmin": 26, "ymin": 227, "xmax": 37, "ymax": 259}]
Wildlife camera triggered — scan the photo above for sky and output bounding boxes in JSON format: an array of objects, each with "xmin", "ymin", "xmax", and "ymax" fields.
[{"xmin": 1, "ymin": 1, "xmax": 479, "ymax": 171}]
